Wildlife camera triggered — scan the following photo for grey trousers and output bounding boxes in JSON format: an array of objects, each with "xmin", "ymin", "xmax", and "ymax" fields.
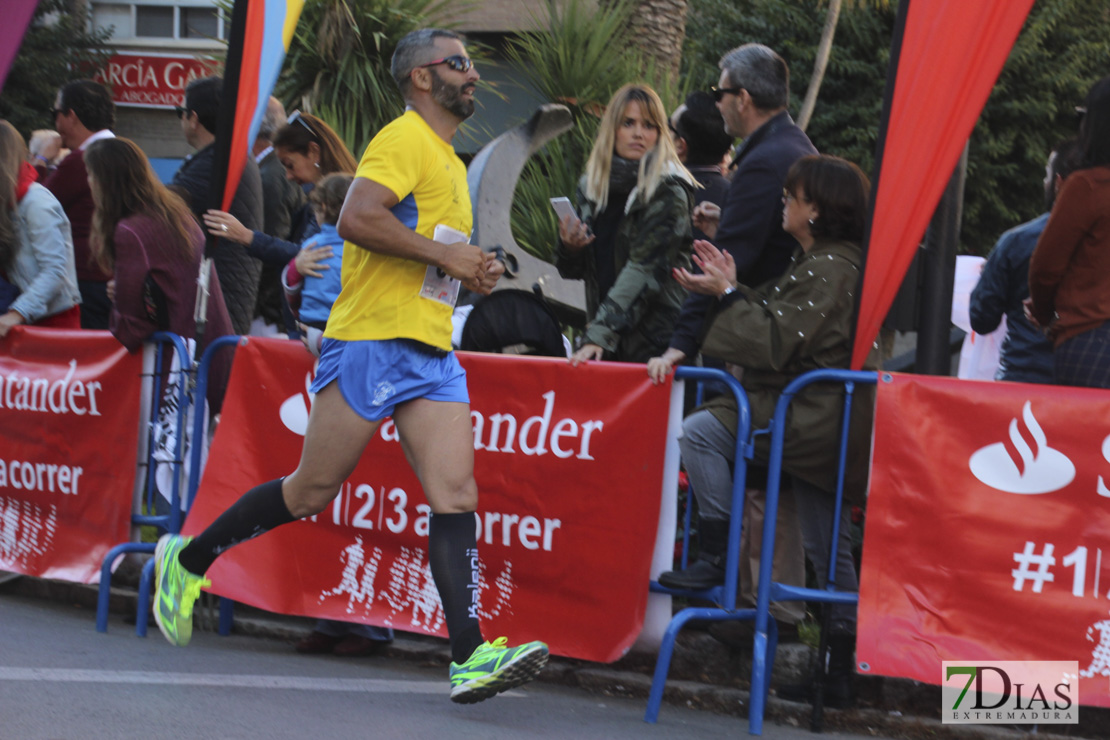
[
  {"xmin": 679, "ymin": 410, "xmax": 806, "ymax": 623},
  {"xmin": 793, "ymin": 477, "xmax": 858, "ymax": 635}
]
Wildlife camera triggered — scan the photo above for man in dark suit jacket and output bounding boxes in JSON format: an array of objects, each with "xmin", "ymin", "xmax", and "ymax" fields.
[
  {"xmin": 650, "ymin": 43, "xmax": 813, "ymax": 638},
  {"xmin": 654, "ymin": 44, "xmax": 818, "ymax": 371},
  {"xmin": 172, "ymin": 76, "xmax": 264, "ymax": 336}
]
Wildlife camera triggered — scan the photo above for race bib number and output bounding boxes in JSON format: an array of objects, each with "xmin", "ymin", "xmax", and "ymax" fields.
[{"xmin": 420, "ymin": 224, "xmax": 467, "ymax": 306}]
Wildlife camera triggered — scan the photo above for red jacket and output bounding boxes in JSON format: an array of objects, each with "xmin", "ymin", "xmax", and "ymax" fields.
[
  {"xmin": 1029, "ymin": 166, "xmax": 1110, "ymax": 345},
  {"xmin": 111, "ymin": 212, "xmax": 234, "ymax": 412}
]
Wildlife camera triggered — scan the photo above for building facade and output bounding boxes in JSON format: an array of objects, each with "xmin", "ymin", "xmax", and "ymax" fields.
[{"xmin": 86, "ymin": 0, "xmax": 552, "ymax": 172}]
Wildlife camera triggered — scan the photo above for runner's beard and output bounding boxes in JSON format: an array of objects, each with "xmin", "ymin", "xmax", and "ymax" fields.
[{"xmin": 430, "ymin": 69, "xmax": 475, "ymax": 120}]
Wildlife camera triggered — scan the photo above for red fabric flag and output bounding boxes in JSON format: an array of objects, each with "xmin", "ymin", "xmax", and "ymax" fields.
[
  {"xmin": 0, "ymin": 0, "xmax": 40, "ymax": 93},
  {"xmin": 851, "ymin": 0, "xmax": 1035, "ymax": 368}
]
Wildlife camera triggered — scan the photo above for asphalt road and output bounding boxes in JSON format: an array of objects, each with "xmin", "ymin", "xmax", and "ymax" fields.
[{"xmin": 0, "ymin": 593, "xmax": 880, "ymax": 740}]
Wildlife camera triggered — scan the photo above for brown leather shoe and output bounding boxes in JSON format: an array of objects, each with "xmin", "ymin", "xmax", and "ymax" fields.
[
  {"xmin": 332, "ymin": 634, "xmax": 390, "ymax": 657},
  {"xmin": 295, "ymin": 631, "xmax": 343, "ymax": 654},
  {"xmin": 708, "ymin": 618, "xmax": 799, "ymax": 649}
]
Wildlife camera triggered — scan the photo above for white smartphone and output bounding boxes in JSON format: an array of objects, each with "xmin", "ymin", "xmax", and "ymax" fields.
[{"xmin": 549, "ymin": 196, "xmax": 577, "ymax": 223}]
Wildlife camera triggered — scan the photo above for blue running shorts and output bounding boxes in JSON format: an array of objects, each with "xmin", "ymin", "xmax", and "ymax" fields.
[{"xmin": 309, "ymin": 338, "xmax": 469, "ymax": 422}]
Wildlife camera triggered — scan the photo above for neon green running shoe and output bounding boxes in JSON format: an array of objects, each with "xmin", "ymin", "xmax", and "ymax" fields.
[
  {"xmin": 153, "ymin": 534, "xmax": 210, "ymax": 647},
  {"xmin": 449, "ymin": 636, "xmax": 549, "ymax": 704}
]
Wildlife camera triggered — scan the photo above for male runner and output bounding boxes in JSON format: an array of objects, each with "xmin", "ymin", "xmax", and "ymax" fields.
[{"xmin": 153, "ymin": 28, "xmax": 549, "ymax": 704}]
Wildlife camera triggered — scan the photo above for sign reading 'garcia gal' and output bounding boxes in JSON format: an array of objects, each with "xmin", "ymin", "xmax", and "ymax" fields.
[{"xmin": 95, "ymin": 53, "xmax": 220, "ymax": 109}]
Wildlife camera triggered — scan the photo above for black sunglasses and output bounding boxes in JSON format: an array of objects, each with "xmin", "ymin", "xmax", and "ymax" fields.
[
  {"xmin": 711, "ymin": 86, "xmax": 743, "ymax": 103},
  {"xmin": 174, "ymin": 105, "xmax": 189, "ymax": 119},
  {"xmin": 287, "ymin": 110, "xmax": 318, "ymax": 139},
  {"xmin": 51, "ymin": 108, "xmax": 66, "ymax": 118},
  {"xmin": 417, "ymin": 55, "xmax": 473, "ymax": 73}
]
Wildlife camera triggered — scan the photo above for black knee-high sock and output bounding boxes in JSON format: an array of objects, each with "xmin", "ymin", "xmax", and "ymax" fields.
[
  {"xmin": 429, "ymin": 512, "xmax": 484, "ymax": 663},
  {"xmin": 178, "ymin": 478, "xmax": 296, "ymax": 576}
]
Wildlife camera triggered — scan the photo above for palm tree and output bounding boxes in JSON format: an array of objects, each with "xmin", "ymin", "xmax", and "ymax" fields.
[
  {"xmin": 601, "ymin": 0, "xmax": 689, "ymax": 83},
  {"xmin": 275, "ymin": 0, "xmax": 452, "ymax": 155},
  {"xmin": 797, "ymin": 0, "xmax": 891, "ymax": 131}
]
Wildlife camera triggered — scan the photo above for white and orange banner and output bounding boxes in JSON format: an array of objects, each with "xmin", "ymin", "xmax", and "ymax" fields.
[
  {"xmin": 186, "ymin": 338, "xmax": 673, "ymax": 662},
  {"xmin": 859, "ymin": 373, "xmax": 1110, "ymax": 707},
  {"xmin": 0, "ymin": 328, "xmax": 142, "ymax": 582}
]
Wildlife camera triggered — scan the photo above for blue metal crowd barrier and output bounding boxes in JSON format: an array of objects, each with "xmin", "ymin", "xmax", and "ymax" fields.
[
  {"xmin": 644, "ymin": 365, "xmax": 755, "ymax": 723},
  {"xmin": 101, "ymin": 333, "xmax": 243, "ymax": 638},
  {"xmin": 186, "ymin": 334, "xmax": 243, "ymax": 637},
  {"xmin": 96, "ymin": 332, "xmax": 193, "ymax": 634},
  {"xmin": 748, "ymin": 368, "xmax": 877, "ymax": 735}
]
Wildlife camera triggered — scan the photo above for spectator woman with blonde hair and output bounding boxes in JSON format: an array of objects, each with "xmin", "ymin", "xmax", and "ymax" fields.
[
  {"xmin": 555, "ymin": 83, "xmax": 697, "ymax": 364},
  {"xmin": 0, "ymin": 120, "xmax": 81, "ymax": 336}
]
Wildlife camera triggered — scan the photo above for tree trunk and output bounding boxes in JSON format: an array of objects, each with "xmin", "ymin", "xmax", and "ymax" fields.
[
  {"xmin": 797, "ymin": 0, "xmax": 843, "ymax": 132},
  {"xmin": 602, "ymin": 0, "xmax": 688, "ymax": 83}
]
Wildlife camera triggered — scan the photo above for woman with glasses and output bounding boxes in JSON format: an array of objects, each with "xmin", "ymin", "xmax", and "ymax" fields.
[
  {"xmin": 200, "ymin": 111, "xmax": 358, "ymax": 320},
  {"xmin": 555, "ymin": 83, "xmax": 697, "ymax": 364},
  {"xmin": 1029, "ymin": 76, "xmax": 1110, "ymax": 389},
  {"xmin": 659, "ymin": 154, "xmax": 876, "ymax": 708},
  {"xmin": 0, "ymin": 120, "xmax": 81, "ymax": 337}
]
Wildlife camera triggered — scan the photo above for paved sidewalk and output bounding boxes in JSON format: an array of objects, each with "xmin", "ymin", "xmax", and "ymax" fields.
[{"xmin": 2, "ymin": 572, "xmax": 1105, "ymax": 739}]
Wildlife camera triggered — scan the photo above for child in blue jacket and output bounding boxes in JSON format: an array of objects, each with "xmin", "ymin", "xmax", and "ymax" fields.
[{"xmin": 282, "ymin": 173, "xmax": 353, "ymax": 355}]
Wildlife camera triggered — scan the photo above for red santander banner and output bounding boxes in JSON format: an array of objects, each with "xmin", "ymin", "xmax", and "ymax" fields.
[
  {"xmin": 0, "ymin": 328, "xmax": 141, "ymax": 582},
  {"xmin": 186, "ymin": 338, "xmax": 672, "ymax": 662},
  {"xmin": 95, "ymin": 53, "xmax": 220, "ymax": 109},
  {"xmin": 859, "ymin": 373, "xmax": 1110, "ymax": 707}
]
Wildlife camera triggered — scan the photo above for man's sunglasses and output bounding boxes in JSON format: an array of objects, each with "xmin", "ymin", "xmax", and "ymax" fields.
[
  {"xmin": 51, "ymin": 108, "xmax": 66, "ymax": 118},
  {"xmin": 174, "ymin": 106, "xmax": 189, "ymax": 119},
  {"xmin": 711, "ymin": 86, "xmax": 743, "ymax": 102},
  {"xmin": 417, "ymin": 55, "xmax": 473, "ymax": 73},
  {"xmin": 287, "ymin": 110, "xmax": 318, "ymax": 139}
]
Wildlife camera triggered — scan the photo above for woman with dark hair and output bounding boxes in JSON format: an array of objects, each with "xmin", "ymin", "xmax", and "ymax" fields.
[
  {"xmin": 1029, "ymin": 76, "xmax": 1110, "ymax": 389},
  {"xmin": 201, "ymin": 111, "xmax": 358, "ymax": 285},
  {"xmin": 656, "ymin": 154, "xmax": 875, "ymax": 708},
  {"xmin": 555, "ymin": 83, "xmax": 697, "ymax": 363},
  {"xmin": 84, "ymin": 136, "xmax": 233, "ymax": 410},
  {"xmin": 0, "ymin": 120, "xmax": 81, "ymax": 336}
]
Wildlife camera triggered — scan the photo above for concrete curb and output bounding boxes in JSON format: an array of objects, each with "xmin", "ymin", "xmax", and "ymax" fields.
[{"xmin": 4, "ymin": 573, "xmax": 1104, "ymax": 739}]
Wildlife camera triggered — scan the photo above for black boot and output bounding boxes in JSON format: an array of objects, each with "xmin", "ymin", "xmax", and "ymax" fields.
[
  {"xmin": 657, "ymin": 519, "xmax": 729, "ymax": 590},
  {"xmin": 777, "ymin": 632, "xmax": 857, "ymax": 709},
  {"xmin": 825, "ymin": 633, "xmax": 857, "ymax": 708}
]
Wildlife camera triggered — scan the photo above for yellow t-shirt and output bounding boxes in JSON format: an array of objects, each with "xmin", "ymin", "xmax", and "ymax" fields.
[{"xmin": 324, "ymin": 110, "xmax": 472, "ymax": 349}]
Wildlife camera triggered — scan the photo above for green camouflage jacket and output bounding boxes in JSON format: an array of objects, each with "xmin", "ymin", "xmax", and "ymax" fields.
[
  {"xmin": 554, "ymin": 171, "xmax": 695, "ymax": 362},
  {"xmin": 699, "ymin": 239, "xmax": 878, "ymax": 504}
]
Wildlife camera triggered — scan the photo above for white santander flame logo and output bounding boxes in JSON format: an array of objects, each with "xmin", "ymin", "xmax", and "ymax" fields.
[
  {"xmin": 969, "ymin": 401, "xmax": 1075, "ymax": 494},
  {"xmin": 1099, "ymin": 434, "xmax": 1110, "ymax": 498},
  {"xmin": 279, "ymin": 372, "xmax": 314, "ymax": 437}
]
